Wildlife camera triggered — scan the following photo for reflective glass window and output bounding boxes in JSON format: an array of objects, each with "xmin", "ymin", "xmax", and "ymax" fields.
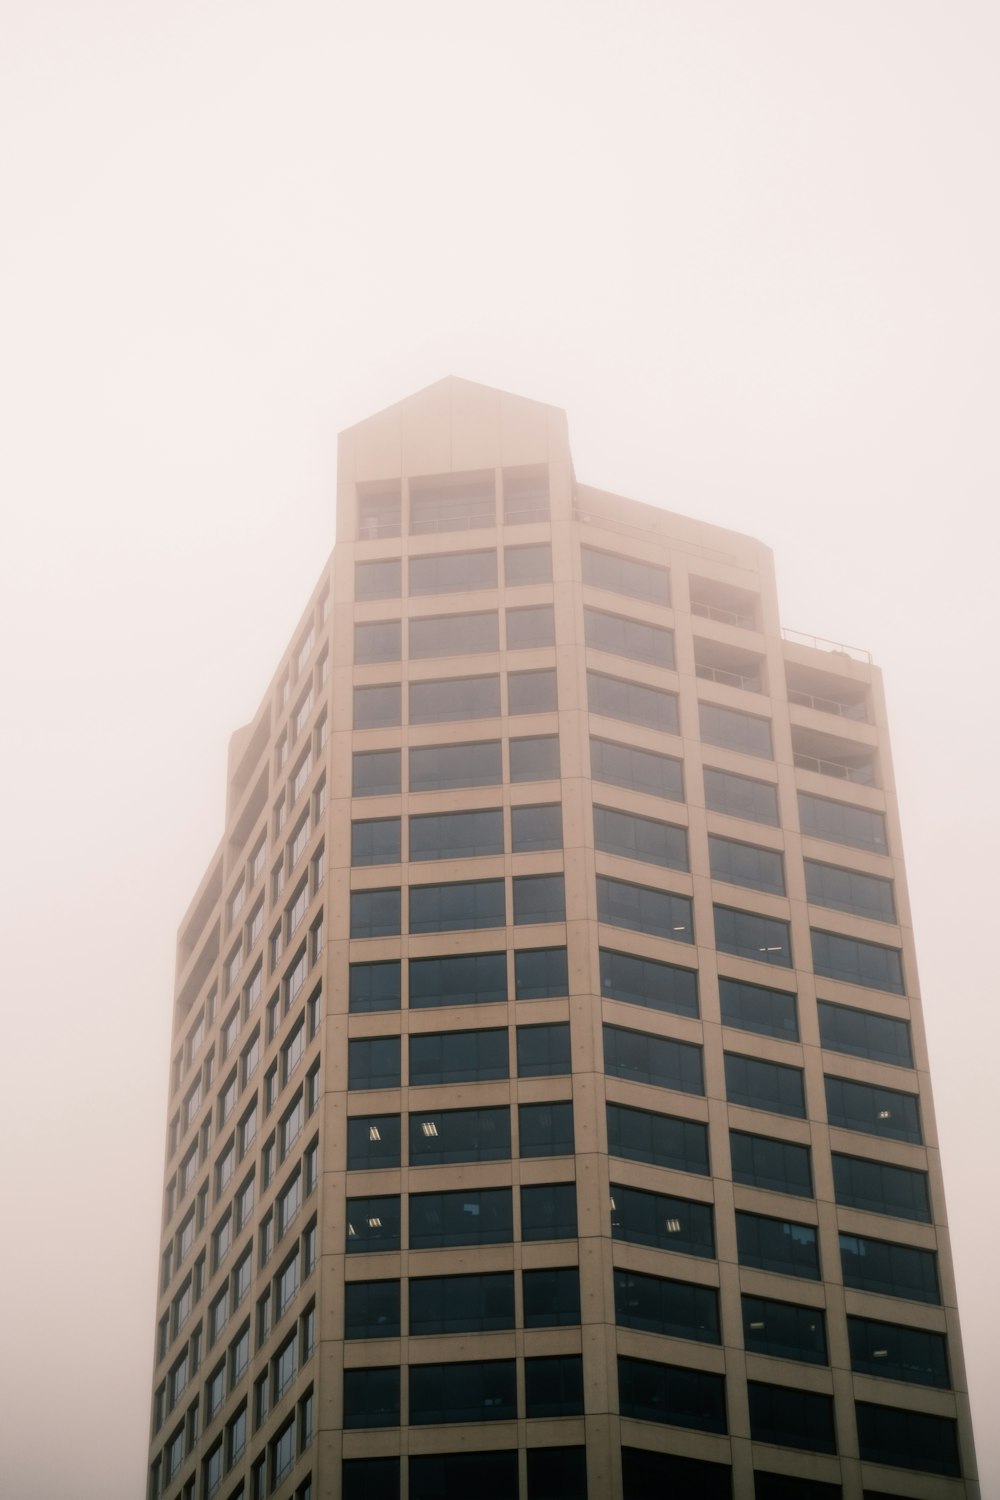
[
  {"xmin": 513, "ymin": 872, "xmax": 565, "ymax": 924},
  {"xmin": 409, "ymin": 1272, "xmax": 515, "ymax": 1336},
  {"xmin": 719, "ymin": 977, "xmax": 798, "ymax": 1040},
  {"xmin": 409, "ymin": 1106, "xmax": 511, "ymax": 1166},
  {"xmin": 742, "ymin": 1295, "xmax": 827, "ymax": 1364},
  {"xmin": 599, "ymin": 946, "xmax": 698, "ymax": 1018},
  {"xmin": 409, "ymin": 1029, "xmax": 509, "ymax": 1086},
  {"xmin": 709, "ymin": 835, "xmax": 785, "ymax": 894},
  {"xmin": 736, "ymin": 1212, "xmax": 820, "ymax": 1279},
  {"xmin": 349, "ymin": 960, "xmax": 401, "ymax": 1014},
  {"xmin": 410, "ymin": 611, "xmax": 498, "ymax": 658},
  {"xmin": 595, "ymin": 806, "xmax": 688, "ymax": 870},
  {"xmin": 797, "ymin": 791, "xmax": 888, "ymax": 853},
  {"xmin": 409, "ymin": 951, "xmax": 507, "ymax": 1009},
  {"xmin": 831, "ymin": 1153, "xmax": 930, "ymax": 1223},
  {"xmin": 700, "ymin": 702, "xmax": 773, "ymax": 758},
  {"xmin": 354, "ymin": 620, "xmax": 401, "ymax": 664},
  {"xmin": 347, "ymin": 1037, "xmax": 401, "ymax": 1091},
  {"xmin": 618, "ymin": 1355, "xmax": 726, "ymax": 1433},
  {"xmin": 523, "ymin": 1266, "xmax": 580, "ymax": 1327},
  {"xmin": 704, "ymin": 766, "xmax": 779, "ymax": 826},
  {"xmin": 811, "ymin": 929, "xmax": 904, "ymax": 994},
  {"xmin": 590, "ymin": 735, "xmax": 684, "ymax": 801},
  {"xmin": 848, "ymin": 1315, "xmax": 949, "ymax": 1388},
  {"xmin": 714, "ymin": 905, "xmax": 791, "ymax": 966},
  {"xmin": 587, "ymin": 669, "xmax": 679, "ymax": 732},
  {"xmin": 349, "ymin": 888, "xmax": 401, "ymax": 938},
  {"xmin": 409, "ymin": 808, "xmax": 504, "ymax": 862},
  {"xmin": 818, "ymin": 1000, "xmax": 912, "ymax": 1067},
  {"xmin": 611, "ymin": 1184, "xmax": 715, "ymax": 1258},
  {"xmin": 506, "ymin": 604, "xmax": 554, "ymax": 649},
  {"xmin": 353, "ymin": 684, "xmax": 401, "ymax": 729},
  {"xmin": 805, "ymin": 860, "xmax": 895, "ymax": 922},
  {"xmin": 581, "ymin": 545, "xmax": 670, "ymax": 605},
  {"xmin": 730, "ymin": 1130, "xmax": 813, "ymax": 1197},
  {"xmin": 352, "ymin": 749, "xmax": 401, "ymax": 798},
  {"xmin": 409, "ymin": 1360, "xmax": 516, "ymax": 1425},
  {"xmin": 510, "ymin": 734, "xmax": 560, "ymax": 782},
  {"xmin": 747, "ymin": 1381, "xmax": 836, "ymax": 1453},
  {"xmin": 839, "ymin": 1232, "xmax": 940, "ymax": 1303},
  {"xmin": 521, "ymin": 1182, "xmax": 577, "ymax": 1241},
  {"xmin": 410, "ymin": 879, "xmax": 505, "ymax": 932},
  {"xmin": 345, "ymin": 1196, "xmax": 401, "ymax": 1254},
  {"xmin": 614, "ymin": 1269, "xmax": 720, "ymax": 1344},
  {"xmin": 351, "ymin": 818, "xmax": 401, "ymax": 868},
  {"xmin": 343, "ymin": 1280, "xmax": 400, "ymax": 1340},
  {"xmin": 355, "ymin": 558, "xmax": 401, "ymax": 601},
  {"xmin": 725, "ymin": 1053, "xmax": 805, "ymax": 1118},
  {"xmin": 409, "ymin": 740, "xmax": 501, "ymax": 792},
  {"xmin": 519, "ymin": 1100, "xmax": 575, "ymax": 1157},
  {"xmin": 408, "ymin": 550, "xmax": 496, "ymax": 595},
  {"xmin": 409, "ymin": 1188, "xmax": 513, "ymax": 1249},
  {"xmin": 598, "ymin": 876, "xmax": 693, "ymax": 942},
  {"xmin": 606, "ymin": 1102, "xmax": 709, "ymax": 1175},
  {"xmin": 604, "ymin": 1023, "xmax": 703, "ymax": 1095},
  {"xmin": 409, "ymin": 675, "xmax": 501, "ymax": 724},
  {"xmin": 504, "ymin": 542, "xmax": 551, "ymax": 585},
  {"xmin": 347, "ymin": 1114, "xmax": 401, "ymax": 1170},
  {"xmin": 824, "ymin": 1076, "xmax": 921, "ymax": 1144},
  {"xmin": 585, "ymin": 606, "xmax": 674, "ymax": 667},
  {"xmin": 516, "ymin": 1022, "xmax": 570, "ymax": 1077}
]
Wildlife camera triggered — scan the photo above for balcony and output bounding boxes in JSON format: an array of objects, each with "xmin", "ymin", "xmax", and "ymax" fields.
[
  {"xmin": 410, "ymin": 470, "xmax": 496, "ymax": 535},
  {"xmin": 357, "ymin": 482, "xmax": 402, "ymax": 541},
  {"xmin": 694, "ymin": 637, "xmax": 764, "ymax": 694},
  {"xmin": 689, "ymin": 576, "xmax": 760, "ymax": 631},
  {"xmin": 503, "ymin": 465, "xmax": 550, "ymax": 525},
  {"xmin": 791, "ymin": 724, "xmax": 878, "ymax": 787},
  {"xmin": 785, "ymin": 661, "xmax": 868, "ymax": 723}
]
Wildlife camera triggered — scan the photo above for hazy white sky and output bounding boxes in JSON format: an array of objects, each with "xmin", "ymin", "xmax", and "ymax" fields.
[{"xmin": 1, "ymin": 3, "xmax": 997, "ymax": 1495}]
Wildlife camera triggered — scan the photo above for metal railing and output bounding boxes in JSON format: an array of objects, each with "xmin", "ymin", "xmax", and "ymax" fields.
[
  {"xmin": 787, "ymin": 688, "xmax": 867, "ymax": 721},
  {"xmin": 691, "ymin": 600, "xmax": 756, "ymax": 629},
  {"xmin": 410, "ymin": 508, "xmax": 495, "ymax": 534},
  {"xmin": 695, "ymin": 663, "xmax": 762, "ymax": 693},
  {"xmin": 783, "ymin": 627, "xmax": 872, "ymax": 664},
  {"xmin": 794, "ymin": 752, "xmax": 876, "ymax": 786},
  {"xmin": 358, "ymin": 517, "xmax": 401, "ymax": 540}
]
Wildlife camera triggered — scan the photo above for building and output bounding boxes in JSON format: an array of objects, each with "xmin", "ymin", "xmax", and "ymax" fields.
[{"xmin": 148, "ymin": 378, "xmax": 979, "ymax": 1500}]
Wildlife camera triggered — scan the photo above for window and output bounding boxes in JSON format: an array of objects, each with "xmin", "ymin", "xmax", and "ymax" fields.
[
  {"xmin": 516, "ymin": 1022, "xmax": 570, "ymax": 1077},
  {"xmin": 351, "ymin": 817, "xmax": 401, "ymax": 867},
  {"xmin": 239, "ymin": 1101, "xmax": 257, "ymax": 1156},
  {"xmin": 206, "ymin": 1362, "xmax": 225, "ymax": 1420},
  {"xmin": 354, "ymin": 619, "xmax": 401, "ymax": 664},
  {"xmin": 504, "ymin": 542, "xmax": 551, "ymax": 584},
  {"xmin": 513, "ymin": 872, "xmax": 565, "ymax": 924},
  {"xmin": 704, "ymin": 766, "xmax": 779, "ymax": 825},
  {"xmin": 409, "ymin": 1029, "xmax": 508, "ymax": 1086},
  {"xmin": 825, "ymin": 1075, "xmax": 921, "ymax": 1143},
  {"xmin": 848, "ymin": 1315, "xmax": 949, "ymax": 1388},
  {"xmin": 521, "ymin": 1182, "xmax": 577, "ymax": 1240},
  {"xmin": 805, "ymin": 859, "xmax": 895, "ymax": 922},
  {"xmin": 797, "ymin": 791, "xmax": 887, "ymax": 852},
  {"xmin": 700, "ymin": 701, "xmax": 773, "ymax": 758},
  {"xmin": 508, "ymin": 667, "xmax": 557, "ymax": 714},
  {"xmin": 410, "ymin": 878, "xmax": 505, "ymax": 932},
  {"xmin": 510, "ymin": 804, "xmax": 561, "ymax": 854},
  {"xmin": 730, "ymin": 1131, "xmax": 813, "ymax": 1197},
  {"xmin": 523, "ymin": 1266, "xmax": 580, "ymax": 1328},
  {"xmin": 709, "ymin": 835, "xmax": 784, "ymax": 894},
  {"xmin": 752, "ymin": 1475, "xmax": 839, "ymax": 1500},
  {"xmin": 747, "ymin": 1381, "xmax": 836, "ymax": 1453},
  {"xmin": 352, "ymin": 749, "xmax": 401, "ymax": 797},
  {"xmin": 345, "ymin": 1196, "xmax": 401, "ymax": 1254},
  {"xmin": 855, "ymin": 1402, "xmax": 960, "ymax": 1477},
  {"xmin": 611, "ymin": 1184, "xmax": 715, "ymax": 1258},
  {"xmin": 621, "ymin": 1449, "xmax": 731, "ymax": 1500},
  {"xmin": 409, "ymin": 1272, "xmax": 515, "ymax": 1335},
  {"xmin": 213, "ymin": 1213, "xmax": 233, "ymax": 1268},
  {"xmin": 587, "ymin": 669, "xmax": 679, "ymax": 732},
  {"xmin": 411, "ymin": 470, "xmax": 495, "ymax": 533},
  {"xmin": 344, "ymin": 1279, "xmax": 401, "ymax": 1340},
  {"xmin": 590, "ymin": 735, "xmax": 683, "ymax": 801},
  {"xmin": 355, "ymin": 557, "xmax": 401, "ymax": 600},
  {"xmin": 357, "ymin": 483, "xmax": 400, "ymax": 539},
  {"xmin": 342, "ymin": 1365, "xmax": 400, "ymax": 1429},
  {"xmin": 409, "ymin": 674, "xmax": 500, "ymax": 723},
  {"xmin": 725, "ymin": 1053, "xmax": 805, "ymax": 1118},
  {"xmin": 618, "ymin": 1355, "xmax": 726, "ymax": 1433},
  {"xmin": 526, "ymin": 1448, "xmax": 587, "ymax": 1500},
  {"xmin": 216, "ymin": 1141, "xmax": 236, "ymax": 1195},
  {"xmin": 818, "ymin": 1000, "xmax": 913, "ymax": 1066},
  {"xmin": 229, "ymin": 1323, "xmax": 250, "ymax": 1383},
  {"xmin": 409, "ymin": 1187, "xmax": 513, "ymax": 1249},
  {"xmin": 504, "ymin": 464, "xmax": 549, "ymax": 524},
  {"xmin": 227, "ymin": 1404, "xmax": 248, "ymax": 1465},
  {"xmin": 719, "ymin": 977, "xmax": 798, "ymax": 1040},
  {"xmin": 525, "ymin": 1355, "xmax": 584, "ymax": 1418},
  {"xmin": 599, "ymin": 947, "xmax": 698, "ymax": 1018},
  {"xmin": 410, "ymin": 808, "xmax": 503, "ymax": 861},
  {"xmin": 409, "ymin": 950, "xmax": 506, "ymax": 1009},
  {"xmin": 506, "ymin": 603, "xmax": 555, "ymax": 650},
  {"xmin": 581, "ymin": 545, "xmax": 669, "ymax": 604},
  {"xmin": 410, "ymin": 611, "xmax": 499, "ymax": 658},
  {"xmin": 604, "ymin": 1023, "xmax": 703, "ymax": 1095},
  {"xmin": 614, "ymin": 1269, "xmax": 720, "ymax": 1343},
  {"xmin": 510, "ymin": 734, "xmax": 560, "ymax": 782},
  {"xmin": 349, "ymin": 888, "xmax": 401, "ymax": 938},
  {"xmin": 832, "ymin": 1152, "xmax": 930, "ymax": 1223},
  {"xmin": 598, "ymin": 876, "xmax": 693, "ymax": 942},
  {"xmin": 606, "ymin": 1102, "xmax": 709, "ymax": 1175},
  {"xmin": 409, "ymin": 549, "xmax": 497, "ymax": 594},
  {"xmin": 409, "ymin": 1106, "xmax": 511, "ymax": 1165},
  {"xmin": 409, "ymin": 740, "xmax": 501, "ymax": 791},
  {"xmin": 519, "ymin": 1100, "xmax": 575, "ymax": 1157},
  {"xmin": 514, "ymin": 946, "xmax": 567, "ymax": 999},
  {"xmin": 742, "ymin": 1295, "xmax": 827, "ymax": 1364},
  {"xmin": 233, "ymin": 1244, "xmax": 253, "ymax": 1304},
  {"xmin": 736, "ymin": 1212, "xmax": 820, "ymax": 1279},
  {"xmin": 584, "ymin": 605, "xmax": 674, "ymax": 667},
  {"xmin": 810, "ymin": 929, "xmax": 904, "ymax": 993},
  {"xmin": 840, "ymin": 1231, "xmax": 939, "ymax": 1303},
  {"xmin": 272, "ymin": 1416, "xmax": 296, "ymax": 1483},
  {"xmin": 714, "ymin": 905, "xmax": 791, "ymax": 966},
  {"xmin": 348, "ymin": 1037, "xmax": 401, "ymax": 1091},
  {"xmin": 277, "ymin": 1171, "xmax": 302, "ymax": 1235},
  {"xmin": 353, "ymin": 683, "xmax": 401, "ymax": 729},
  {"xmin": 595, "ymin": 806, "xmax": 687, "ymax": 871},
  {"xmin": 349, "ymin": 960, "xmax": 401, "ymax": 1014},
  {"xmin": 347, "ymin": 1114, "xmax": 401, "ymax": 1171},
  {"xmin": 343, "ymin": 1458, "xmax": 400, "ymax": 1500},
  {"xmin": 409, "ymin": 1359, "xmax": 516, "ymax": 1425}
]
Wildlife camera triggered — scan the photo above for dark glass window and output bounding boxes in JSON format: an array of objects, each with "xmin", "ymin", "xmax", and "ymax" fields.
[
  {"xmin": 519, "ymin": 1101, "xmax": 575, "ymax": 1157},
  {"xmin": 714, "ymin": 906, "xmax": 791, "ymax": 967},
  {"xmin": 736, "ymin": 1212, "xmax": 819, "ymax": 1279},
  {"xmin": 515, "ymin": 946, "xmax": 568, "ymax": 999},
  {"xmin": 585, "ymin": 605, "xmax": 674, "ymax": 667},
  {"xmin": 818, "ymin": 1001, "xmax": 912, "ymax": 1067},
  {"xmin": 355, "ymin": 558, "xmax": 400, "ymax": 601},
  {"xmin": 525, "ymin": 1355, "xmax": 584, "ymax": 1418},
  {"xmin": 513, "ymin": 873, "xmax": 565, "ymax": 924},
  {"xmin": 409, "ymin": 808, "xmax": 504, "ymax": 862},
  {"xmin": 344, "ymin": 1279, "xmax": 400, "ymax": 1340},
  {"xmin": 410, "ymin": 879, "xmax": 505, "ymax": 933},
  {"xmin": 700, "ymin": 702, "xmax": 773, "ymax": 758},
  {"xmin": 352, "ymin": 749, "xmax": 401, "ymax": 798},
  {"xmin": 508, "ymin": 668, "xmax": 557, "ymax": 715},
  {"xmin": 832, "ymin": 1153, "xmax": 930, "ymax": 1223},
  {"xmin": 523, "ymin": 1267, "xmax": 580, "ymax": 1327},
  {"xmin": 354, "ymin": 683, "xmax": 402, "ymax": 729},
  {"xmin": 343, "ymin": 1456, "xmax": 400, "ymax": 1500},
  {"xmin": 410, "ymin": 472, "xmax": 495, "ymax": 534},
  {"xmin": 409, "ymin": 1188, "xmax": 513, "ymax": 1249},
  {"xmin": 839, "ymin": 1233, "xmax": 940, "ymax": 1304},
  {"xmin": 811, "ymin": 929, "xmax": 904, "ymax": 994},
  {"xmin": 599, "ymin": 947, "xmax": 698, "ymax": 1019},
  {"xmin": 614, "ymin": 1269, "xmax": 720, "ymax": 1343},
  {"xmin": 606, "ymin": 1102, "xmax": 709, "ymax": 1175},
  {"xmin": 409, "ymin": 951, "xmax": 507, "ymax": 1009},
  {"xmin": 409, "ymin": 675, "xmax": 501, "ymax": 724},
  {"xmin": 590, "ymin": 735, "xmax": 684, "ymax": 801},
  {"xmin": 825, "ymin": 1076, "xmax": 921, "ymax": 1144},
  {"xmin": 409, "ymin": 740, "xmax": 502, "ymax": 792},
  {"xmin": 409, "ymin": 1029, "xmax": 508, "ymax": 1086},
  {"xmin": 517, "ymin": 1022, "xmax": 570, "ymax": 1077},
  {"xmin": 798, "ymin": 791, "xmax": 888, "ymax": 853},
  {"xmin": 753, "ymin": 1474, "xmax": 840, "ymax": 1500},
  {"xmin": 848, "ymin": 1315, "xmax": 949, "ymax": 1388},
  {"xmin": 510, "ymin": 734, "xmax": 560, "ymax": 782},
  {"xmin": 409, "ymin": 1272, "xmax": 515, "ymax": 1336},
  {"xmin": 350, "ymin": 888, "xmax": 401, "ymax": 938},
  {"xmin": 506, "ymin": 604, "xmax": 555, "ymax": 649},
  {"xmin": 719, "ymin": 978, "xmax": 798, "ymax": 1040},
  {"xmin": 604, "ymin": 1023, "xmax": 703, "ymax": 1096},
  {"xmin": 511, "ymin": 802, "xmax": 563, "ymax": 852},
  {"xmin": 504, "ymin": 542, "xmax": 551, "ymax": 585},
  {"xmin": 348, "ymin": 1037, "xmax": 401, "ymax": 1091},
  {"xmin": 709, "ymin": 836, "xmax": 785, "ymax": 894},
  {"xmin": 521, "ymin": 1182, "xmax": 577, "ymax": 1241},
  {"xmin": 621, "ymin": 1448, "xmax": 731, "ymax": 1500},
  {"xmin": 409, "ymin": 1106, "xmax": 511, "ymax": 1166},
  {"xmin": 409, "ymin": 1359, "xmax": 516, "ymax": 1425},
  {"xmin": 595, "ymin": 805, "xmax": 688, "ymax": 871},
  {"xmin": 587, "ymin": 670, "xmax": 679, "ymax": 732},
  {"xmin": 742, "ymin": 1295, "xmax": 827, "ymax": 1364},
  {"xmin": 805, "ymin": 859, "xmax": 895, "ymax": 922},
  {"xmin": 597, "ymin": 876, "xmax": 693, "ymax": 942},
  {"xmin": 730, "ymin": 1131, "xmax": 813, "ymax": 1197},
  {"xmin": 408, "ymin": 549, "xmax": 497, "ymax": 595},
  {"xmin": 747, "ymin": 1381, "xmax": 836, "ymax": 1453},
  {"xmin": 725, "ymin": 1053, "xmax": 805, "ymax": 1118},
  {"xmin": 582, "ymin": 545, "xmax": 670, "ymax": 605},
  {"xmin": 611, "ymin": 1184, "xmax": 715, "ymax": 1258},
  {"xmin": 855, "ymin": 1402, "xmax": 959, "ymax": 1476},
  {"xmin": 410, "ymin": 1451, "xmax": 517, "ymax": 1500},
  {"xmin": 346, "ymin": 1195, "xmax": 401, "ymax": 1254},
  {"xmin": 347, "ymin": 1115, "xmax": 401, "ymax": 1170},
  {"xmin": 355, "ymin": 620, "xmax": 401, "ymax": 664},
  {"xmin": 349, "ymin": 960, "xmax": 401, "ymax": 1014},
  {"xmin": 352, "ymin": 817, "xmax": 401, "ymax": 867},
  {"xmin": 526, "ymin": 1446, "xmax": 587, "ymax": 1500},
  {"xmin": 410, "ymin": 611, "xmax": 499, "ymax": 658},
  {"xmin": 704, "ymin": 766, "xmax": 779, "ymax": 826},
  {"xmin": 618, "ymin": 1355, "xmax": 726, "ymax": 1434},
  {"xmin": 342, "ymin": 1365, "xmax": 400, "ymax": 1429}
]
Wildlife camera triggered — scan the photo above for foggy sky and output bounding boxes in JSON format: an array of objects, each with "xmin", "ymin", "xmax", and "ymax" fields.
[{"xmin": 1, "ymin": 3, "xmax": 997, "ymax": 1496}]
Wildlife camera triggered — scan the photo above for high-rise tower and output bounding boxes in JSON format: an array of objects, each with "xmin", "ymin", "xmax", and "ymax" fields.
[{"xmin": 148, "ymin": 379, "xmax": 979, "ymax": 1500}]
